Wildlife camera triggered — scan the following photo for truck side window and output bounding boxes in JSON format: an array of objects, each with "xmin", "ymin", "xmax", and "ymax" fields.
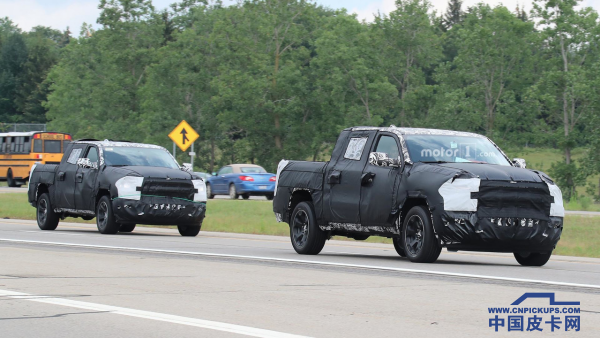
[
  {"xmin": 344, "ymin": 137, "xmax": 368, "ymax": 160},
  {"xmin": 375, "ymin": 136, "xmax": 400, "ymax": 159},
  {"xmin": 66, "ymin": 148, "xmax": 83, "ymax": 164},
  {"xmin": 85, "ymin": 147, "xmax": 99, "ymax": 163}
]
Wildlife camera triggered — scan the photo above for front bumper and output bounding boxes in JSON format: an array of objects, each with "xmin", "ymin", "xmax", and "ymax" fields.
[
  {"xmin": 436, "ymin": 211, "xmax": 562, "ymax": 252},
  {"xmin": 113, "ymin": 196, "xmax": 206, "ymax": 226}
]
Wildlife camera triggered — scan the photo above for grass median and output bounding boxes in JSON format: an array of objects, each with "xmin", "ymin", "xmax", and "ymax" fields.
[{"xmin": 1, "ymin": 193, "xmax": 598, "ymax": 258}]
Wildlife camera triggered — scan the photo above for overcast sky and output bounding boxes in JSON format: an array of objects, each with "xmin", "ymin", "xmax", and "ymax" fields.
[{"xmin": 1, "ymin": 0, "xmax": 599, "ymax": 33}]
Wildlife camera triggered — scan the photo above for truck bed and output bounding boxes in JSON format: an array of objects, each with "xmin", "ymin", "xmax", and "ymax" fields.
[{"xmin": 273, "ymin": 160, "xmax": 327, "ymax": 222}]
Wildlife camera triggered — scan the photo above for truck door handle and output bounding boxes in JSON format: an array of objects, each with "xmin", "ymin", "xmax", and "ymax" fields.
[
  {"xmin": 361, "ymin": 172, "xmax": 375, "ymax": 186},
  {"xmin": 58, "ymin": 172, "xmax": 65, "ymax": 181},
  {"xmin": 328, "ymin": 171, "xmax": 341, "ymax": 184},
  {"xmin": 76, "ymin": 173, "xmax": 83, "ymax": 183}
]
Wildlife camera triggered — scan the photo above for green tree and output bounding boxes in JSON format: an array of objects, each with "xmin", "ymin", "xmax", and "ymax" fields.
[
  {"xmin": 531, "ymin": 0, "xmax": 600, "ymax": 199},
  {"xmin": 46, "ymin": 0, "xmax": 163, "ymax": 139},
  {"xmin": 373, "ymin": 0, "xmax": 441, "ymax": 127},
  {"xmin": 314, "ymin": 14, "xmax": 397, "ymax": 128},
  {"xmin": 0, "ymin": 33, "xmax": 27, "ymax": 122},
  {"xmin": 442, "ymin": 0, "xmax": 464, "ymax": 30},
  {"xmin": 432, "ymin": 5, "xmax": 535, "ymax": 138}
]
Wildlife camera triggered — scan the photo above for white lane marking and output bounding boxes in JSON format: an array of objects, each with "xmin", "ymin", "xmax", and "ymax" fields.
[
  {"xmin": 1, "ymin": 238, "xmax": 599, "ymax": 290},
  {"xmin": 0, "ymin": 289, "xmax": 310, "ymax": 338}
]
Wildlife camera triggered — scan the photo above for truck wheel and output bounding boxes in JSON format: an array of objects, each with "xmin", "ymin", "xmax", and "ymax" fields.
[
  {"xmin": 96, "ymin": 195, "xmax": 119, "ymax": 234},
  {"xmin": 514, "ymin": 251, "xmax": 552, "ymax": 267},
  {"xmin": 290, "ymin": 202, "xmax": 326, "ymax": 255},
  {"xmin": 37, "ymin": 193, "xmax": 59, "ymax": 230},
  {"xmin": 392, "ymin": 237, "xmax": 406, "ymax": 257},
  {"xmin": 206, "ymin": 184, "xmax": 214, "ymax": 199},
  {"xmin": 7, "ymin": 169, "xmax": 21, "ymax": 188},
  {"xmin": 229, "ymin": 184, "xmax": 239, "ymax": 199},
  {"xmin": 402, "ymin": 206, "xmax": 441, "ymax": 263},
  {"xmin": 178, "ymin": 225, "xmax": 201, "ymax": 237},
  {"xmin": 266, "ymin": 193, "xmax": 274, "ymax": 201},
  {"xmin": 119, "ymin": 223, "xmax": 136, "ymax": 233}
]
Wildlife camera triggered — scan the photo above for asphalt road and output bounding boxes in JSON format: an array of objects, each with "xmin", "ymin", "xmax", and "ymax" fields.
[{"xmin": 1, "ymin": 220, "xmax": 599, "ymax": 337}]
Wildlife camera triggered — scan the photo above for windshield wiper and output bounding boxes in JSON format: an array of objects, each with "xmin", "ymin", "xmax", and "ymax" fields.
[{"xmin": 420, "ymin": 161, "xmax": 451, "ymax": 164}]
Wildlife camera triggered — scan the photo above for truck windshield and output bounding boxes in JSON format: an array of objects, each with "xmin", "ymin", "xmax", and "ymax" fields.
[
  {"xmin": 103, "ymin": 147, "xmax": 179, "ymax": 169},
  {"xmin": 404, "ymin": 135, "xmax": 510, "ymax": 166}
]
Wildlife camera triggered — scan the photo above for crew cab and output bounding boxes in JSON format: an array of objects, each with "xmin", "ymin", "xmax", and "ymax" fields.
[
  {"xmin": 28, "ymin": 140, "xmax": 207, "ymax": 236},
  {"xmin": 273, "ymin": 126, "xmax": 564, "ymax": 266}
]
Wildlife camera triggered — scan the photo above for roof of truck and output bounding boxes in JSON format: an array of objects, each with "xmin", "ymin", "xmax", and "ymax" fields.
[
  {"xmin": 349, "ymin": 126, "xmax": 485, "ymax": 138},
  {"xmin": 73, "ymin": 139, "xmax": 165, "ymax": 150}
]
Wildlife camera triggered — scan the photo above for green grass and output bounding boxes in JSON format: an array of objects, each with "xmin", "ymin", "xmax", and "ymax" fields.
[{"xmin": 2, "ymin": 193, "xmax": 599, "ymax": 258}]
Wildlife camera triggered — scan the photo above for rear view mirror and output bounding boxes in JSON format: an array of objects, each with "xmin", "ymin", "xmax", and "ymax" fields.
[
  {"xmin": 212, "ymin": 172, "xmax": 217, "ymax": 176},
  {"xmin": 513, "ymin": 158, "xmax": 527, "ymax": 168},
  {"xmin": 369, "ymin": 152, "xmax": 400, "ymax": 167}
]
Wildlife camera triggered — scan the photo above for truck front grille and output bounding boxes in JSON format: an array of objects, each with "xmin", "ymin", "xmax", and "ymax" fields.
[
  {"xmin": 476, "ymin": 181, "xmax": 553, "ymax": 220},
  {"xmin": 141, "ymin": 179, "xmax": 196, "ymax": 201}
]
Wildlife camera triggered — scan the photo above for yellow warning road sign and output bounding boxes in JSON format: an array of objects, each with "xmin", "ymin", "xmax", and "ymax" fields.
[{"xmin": 168, "ymin": 120, "xmax": 199, "ymax": 152}]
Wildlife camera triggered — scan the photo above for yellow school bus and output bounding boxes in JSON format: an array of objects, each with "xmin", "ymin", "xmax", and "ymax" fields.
[{"xmin": 0, "ymin": 131, "xmax": 72, "ymax": 187}]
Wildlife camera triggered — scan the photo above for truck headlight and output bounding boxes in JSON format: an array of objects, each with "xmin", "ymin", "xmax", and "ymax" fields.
[
  {"xmin": 192, "ymin": 179, "xmax": 207, "ymax": 202},
  {"xmin": 115, "ymin": 176, "xmax": 144, "ymax": 200}
]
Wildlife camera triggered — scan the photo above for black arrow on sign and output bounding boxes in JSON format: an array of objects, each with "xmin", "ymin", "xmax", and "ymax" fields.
[{"xmin": 181, "ymin": 128, "xmax": 189, "ymax": 145}]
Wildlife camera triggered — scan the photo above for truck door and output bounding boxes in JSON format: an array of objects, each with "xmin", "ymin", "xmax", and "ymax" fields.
[
  {"xmin": 323, "ymin": 130, "xmax": 375, "ymax": 224},
  {"xmin": 75, "ymin": 145, "xmax": 100, "ymax": 212},
  {"xmin": 359, "ymin": 133, "xmax": 403, "ymax": 226},
  {"xmin": 54, "ymin": 144, "xmax": 86, "ymax": 210}
]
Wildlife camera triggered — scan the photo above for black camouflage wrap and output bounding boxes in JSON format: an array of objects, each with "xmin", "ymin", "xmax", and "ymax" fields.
[
  {"xmin": 28, "ymin": 140, "xmax": 206, "ymax": 226},
  {"xmin": 273, "ymin": 126, "xmax": 563, "ymax": 253}
]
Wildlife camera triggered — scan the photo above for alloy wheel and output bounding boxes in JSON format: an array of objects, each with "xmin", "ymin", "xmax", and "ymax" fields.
[
  {"xmin": 405, "ymin": 215, "xmax": 425, "ymax": 256},
  {"xmin": 291, "ymin": 210, "xmax": 310, "ymax": 248}
]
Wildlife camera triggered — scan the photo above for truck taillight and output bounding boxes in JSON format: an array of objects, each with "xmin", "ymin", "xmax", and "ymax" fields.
[
  {"xmin": 239, "ymin": 175, "xmax": 254, "ymax": 181},
  {"xmin": 269, "ymin": 176, "xmax": 276, "ymax": 182}
]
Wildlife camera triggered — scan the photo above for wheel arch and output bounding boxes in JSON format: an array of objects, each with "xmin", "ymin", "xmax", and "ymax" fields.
[{"xmin": 287, "ymin": 189, "xmax": 313, "ymax": 223}]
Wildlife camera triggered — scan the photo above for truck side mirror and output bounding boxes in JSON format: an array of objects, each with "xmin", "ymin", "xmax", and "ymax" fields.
[
  {"xmin": 76, "ymin": 158, "xmax": 98, "ymax": 170},
  {"xmin": 369, "ymin": 152, "xmax": 400, "ymax": 167},
  {"xmin": 182, "ymin": 163, "xmax": 193, "ymax": 172},
  {"xmin": 513, "ymin": 158, "xmax": 527, "ymax": 168}
]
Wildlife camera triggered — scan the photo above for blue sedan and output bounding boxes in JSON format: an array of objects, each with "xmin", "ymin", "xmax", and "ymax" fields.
[{"xmin": 206, "ymin": 164, "xmax": 276, "ymax": 200}]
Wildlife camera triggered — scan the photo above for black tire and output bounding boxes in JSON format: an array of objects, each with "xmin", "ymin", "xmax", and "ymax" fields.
[
  {"xmin": 37, "ymin": 193, "xmax": 59, "ymax": 230},
  {"xmin": 119, "ymin": 223, "xmax": 136, "ymax": 233},
  {"xmin": 7, "ymin": 169, "xmax": 21, "ymax": 187},
  {"xmin": 206, "ymin": 183, "xmax": 214, "ymax": 199},
  {"xmin": 290, "ymin": 202, "xmax": 327, "ymax": 255},
  {"xmin": 96, "ymin": 195, "xmax": 119, "ymax": 234},
  {"xmin": 514, "ymin": 251, "xmax": 552, "ymax": 267},
  {"xmin": 266, "ymin": 193, "xmax": 274, "ymax": 201},
  {"xmin": 242, "ymin": 194, "xmax": 250, "ymax": 200},
  {"xmin": 402, "ymin": 206, "xmax": 441, "ymax": 263},
  {"xmin": 229, "ymin": 184, "xmax": 239, "ymax": 199},
  {"xmin": 392, "ymin": 237, "xmax": 406, "ymax": 257},
  {"xmin": 178, "ymin": 224, "xmax": 201, "ymax": 237}
]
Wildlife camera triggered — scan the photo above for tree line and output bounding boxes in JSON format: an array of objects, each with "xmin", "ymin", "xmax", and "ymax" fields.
[{"xmin": 0, "ymin": 0, "xmax": 599, "ymax": 200}]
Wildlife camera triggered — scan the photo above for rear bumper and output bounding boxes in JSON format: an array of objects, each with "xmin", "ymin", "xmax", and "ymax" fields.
[
  {"xmin": 437, "ymin": 211, "xmax": 562, "ymax": 252},
  {"xmin": 236, "ymin": 182, "xmax": 275, "ymax": 194},
  {"xmin": 113, "ymin": 196, "xmax": 206, "ymax": 226}
]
